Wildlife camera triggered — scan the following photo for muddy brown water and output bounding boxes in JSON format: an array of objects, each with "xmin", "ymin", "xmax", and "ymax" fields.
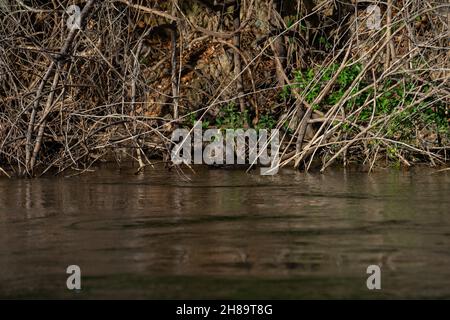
[{"xmin": 0, "ymin": 165, "xmax": 449, "ymax": 299}]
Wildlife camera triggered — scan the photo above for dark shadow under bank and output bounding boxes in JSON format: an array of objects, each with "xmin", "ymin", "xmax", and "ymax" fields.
[{"xmin": 1, "ymin": 157, "xmax": 449, "ymax": 179}]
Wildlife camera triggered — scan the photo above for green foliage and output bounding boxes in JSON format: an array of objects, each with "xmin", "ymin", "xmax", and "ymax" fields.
[
  {"xmin": 255, "ymin": 114, "xmax": 277, "ymax": 130},
  {"xmin": 215, "ymin": 103, "xmax": 249, "ymax": 129},
  {"xmin": 336, "ymin": 64, "xmax": 361, "ymax": 87},
  {"xmin": 187, "ymin": 63, "xmax": 448, "ymax": 160},
  {"xmin": 284, "ymin": 62, "xmax": 449, "ymax": 146},
  {"xmin": 290, "ymin": 62, "xmax": 362, "ymax": 107},
  {"xmin": 282, "ymin": 120, "xmax": 294, "ymax": 134},
  {"xmin": 280, "ymin": 85, "xmax": 291, "ymax": 101},
  {"xmin": 293, "ymin": 68, "xmax": 320, "ymax": 104},
  {"xmin": 318, "ymin": 36, "xmax": 333, "ymax": 51},
  {"xmin": 380, "ymin": 84, "xmax": 449, "ymax": 141},
  {"xmin": 186, "ymin": 112, "xmax": 209, "ymax": 129}
]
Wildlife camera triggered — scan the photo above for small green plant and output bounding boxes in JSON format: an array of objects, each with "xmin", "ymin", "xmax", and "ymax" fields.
[
  {"xmin": 290, "ymin": 62, "xmax": 363, "ymax": 109},
  {"xmin": 318, "ymin": 36, "xmax": 333, "ymax": 51},
  {"xmin": 280, "ymin": 85, "xmax": 291, "ymax": 101},
  {"xmin": 215, "ymin": 102, "xmax": 249, "ymax": 129},
  {"xmin": 294, "ymin": 68, "xmax": 320, "ymax": 104},
  {"xmin": 186, "ymin": 112, "xmax": 209, "ymax": 129},
  {"xmin": 282, "ymin": 120, "xmax": 294, "ymax": 134},
  {"xmin": 256, "ymin": 114, "xmax": 277, "ymax": 130}
]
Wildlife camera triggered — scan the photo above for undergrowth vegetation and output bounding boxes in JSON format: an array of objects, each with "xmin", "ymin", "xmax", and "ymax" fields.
[{"xmin": 0, "ymin": 0, "xmax": 448, "ymax": 177}]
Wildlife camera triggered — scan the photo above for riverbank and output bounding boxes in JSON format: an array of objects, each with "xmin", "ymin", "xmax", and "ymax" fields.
[
  {"xmin": 1, "ymin": 158, "xmax": 449, "ymax": 179},
  {"xmin": 1, "ymin": 1, "xmax": 448, "ymax": 177}
]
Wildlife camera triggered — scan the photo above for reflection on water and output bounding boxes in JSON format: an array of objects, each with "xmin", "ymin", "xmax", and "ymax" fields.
[{"xmin": 0, "ymin": 165, "xmax": 449, "ymax": 299}]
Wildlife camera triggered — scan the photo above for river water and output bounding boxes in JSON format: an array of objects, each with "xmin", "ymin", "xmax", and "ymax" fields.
[{"xmin": 0, "ymin": 165, "xmax": 449, "ymax": 299}]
